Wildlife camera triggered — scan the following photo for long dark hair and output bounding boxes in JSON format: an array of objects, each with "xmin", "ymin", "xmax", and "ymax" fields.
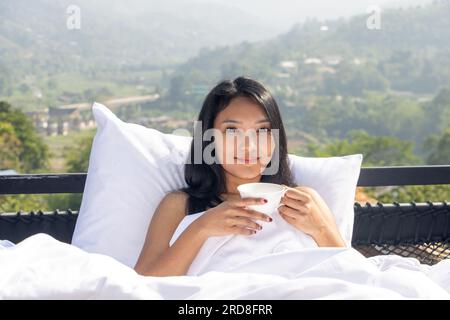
[{"xmin": 181, "ymin": 76, "xmax": 295, "ymax": 215}]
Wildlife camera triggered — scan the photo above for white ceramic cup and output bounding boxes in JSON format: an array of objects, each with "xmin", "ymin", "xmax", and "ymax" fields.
[{"xmin": 237, "ymin": 182, "xmax": 288, "ymax": 216}]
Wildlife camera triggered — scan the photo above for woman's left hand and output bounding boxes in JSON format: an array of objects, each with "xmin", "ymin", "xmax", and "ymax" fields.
[{"xmin": 278, "ymin": 186, "xmax": 346, "ymax": 247}]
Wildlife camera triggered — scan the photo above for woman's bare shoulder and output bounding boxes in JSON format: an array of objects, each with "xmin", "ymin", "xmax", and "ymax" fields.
[
  {"xmin": 162, "ymin": 190, "xmax": 189, "ymax": 204},
  {"xmin": 156, "ymin": 190, "xmax": 189, "ymax": 216},
  {"xmin": 145, "ymin": 191, "xmax": 189, "ymax": 243},
  {"xmin": 165, "ymin": 190, "xmax": 189, "ymax": 199},
  {"xmin": 135, "ymin": 191, "xmax": 190, "ymax": 270}
]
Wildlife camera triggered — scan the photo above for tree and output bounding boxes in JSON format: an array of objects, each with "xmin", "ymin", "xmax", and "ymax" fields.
[
  {"xmin": 0, "ymin": 122, "xmax": 21, "ymax": 169},
  {"xmin": 303, "ymin": 130, "xmax": 437, "ymax": 203},
  {"xmin": 0, "ymin": 194, "xmax": 49, "ymax": 213},
  {"xmin": 0, "ymin": 78, "xmax": 5, "ymax": 95},
  {"xmin": 45, "ymin": 130, "xmax": 96, "ymax": 211},
  {"xmin": 168, "ymin": 75, "xmax": 187, "ymax": 103},
  {"xmin": 2, "ymin": 129, "xmax": 96, "ymax": 213},
  {"xmin": 305, "ymin": 129, "xmax": 420, "ymax": 166},
  {"xmin": 18, "ymin": 83, "xmax": 30, "ymax": 94},
  {"xmin": 426, "ymin": 88, "xmax": 450, "ymax": 134},
  {"xmin": 0, "ymin": 102, "xmax": 51, "ymax": 212},
  {"xmin": 423, "ymin": 128, "xmax": 450, "ymax": 165},
  {"xmin": 64, "ymin": 130, "xmax": 95, "ymax": 173},
  {"xmin": 0, "ymin": 101, "xmax": 49, "ymax": 172},
  {"xmin": 376, "ymin": 185, "xmax": 449, "ymax": 203},
  {"xmin": 323, "ymin": 64, "xmax": 389, "ymax": 96}
]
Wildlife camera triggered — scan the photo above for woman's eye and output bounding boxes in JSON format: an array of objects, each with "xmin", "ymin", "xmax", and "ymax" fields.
[
  {"xmin": 225, "ymin": 127, "xmax": 239, "ymax": 133},
  {"xmin": 225, "ymin": 127, "xmax": 270, "ymax": 134}
]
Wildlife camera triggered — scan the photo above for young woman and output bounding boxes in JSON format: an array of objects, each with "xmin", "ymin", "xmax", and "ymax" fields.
[{"xmin": 134, "ymin": 77, "xmax": 345, "ymax": 277}]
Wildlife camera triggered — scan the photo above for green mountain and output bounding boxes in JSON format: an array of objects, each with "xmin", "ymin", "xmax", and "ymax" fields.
[
  {"xmin": 0, "ymin": 0, "xmax": 280, "ymax": 109},
  {"xmin": 171, "ymin": 0, "xmax": 450, "ymax": 96},
  {"xmin": 0, "ymin": 0, "xmax": 279, "ymax": 66},
  {"xmin": 158, "ymin": 1, "xmax": 450, "ymax": 156}
]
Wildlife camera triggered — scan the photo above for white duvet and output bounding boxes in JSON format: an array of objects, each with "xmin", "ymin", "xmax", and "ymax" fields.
[{"xmin": 1, "ymin": 211, "xmax": 450, "ymax": 300}]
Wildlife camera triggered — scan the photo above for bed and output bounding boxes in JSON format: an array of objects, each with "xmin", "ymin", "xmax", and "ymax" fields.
[
  {"xmin": 1, "ymin": 166, "xmax": 449, "ymax": 300},
  {"xmin": 1, "ymin": 103, "xmax": 449, "ymax": 299}
]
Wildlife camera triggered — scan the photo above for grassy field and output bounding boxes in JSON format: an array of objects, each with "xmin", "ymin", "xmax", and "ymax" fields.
[
  {"xmin": 43, "ymin": 131, "xmax": 91, "ymax": 173},
  {"xmin": 0, "ymin": 70, "xmax": 164, "ymax": 112}
]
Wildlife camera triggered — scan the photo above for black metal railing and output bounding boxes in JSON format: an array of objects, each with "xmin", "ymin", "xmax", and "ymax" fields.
[
  {"xmin": 1, "ymin": 165, "xmax": 449, "ymax": 195},
  {"xmin": 1, "ymin": 165, "xmax": 449, "ymax": 265}
]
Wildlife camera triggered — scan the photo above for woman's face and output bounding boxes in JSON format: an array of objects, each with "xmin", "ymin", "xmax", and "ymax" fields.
[{"xmin": 213, "ymin": 96, "xmax": 276, "ymax": 180}]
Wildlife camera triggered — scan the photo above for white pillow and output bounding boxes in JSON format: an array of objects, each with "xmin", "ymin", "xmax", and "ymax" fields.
[
  {"xmin": 71, "ymin": 103, "xmax": 363, "ymax": 267},
  {"xmin": 287, "ymin": 153, "xmax": 362, "ymax": 248}
]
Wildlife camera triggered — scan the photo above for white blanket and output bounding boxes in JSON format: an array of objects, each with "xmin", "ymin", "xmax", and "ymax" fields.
[
  {"xmin": 0, "ymin": 233, "xmax": 449, "ymax": 299},
  {"xmin": 170, "ymin": 210, "xmax": 323, "ymax": 276}
]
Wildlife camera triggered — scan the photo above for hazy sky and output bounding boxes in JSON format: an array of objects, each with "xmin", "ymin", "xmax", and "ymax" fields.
[{"xmin": 207, "ymin": 0, "xmax": 434, "ymax": 31}]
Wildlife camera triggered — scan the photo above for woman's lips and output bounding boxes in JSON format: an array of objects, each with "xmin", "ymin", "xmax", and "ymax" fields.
[{"xmin": 235, "ymin": 157, "xmax": 260, "ymax": 164}]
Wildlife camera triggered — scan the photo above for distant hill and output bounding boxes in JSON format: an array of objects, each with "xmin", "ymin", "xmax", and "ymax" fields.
[
  {"xmin": 1, "ymin": 0, "xmax": 449, "ymax": 111},
  {"xmin": 0, "ymin": 0, "xmax": 280, "ymax": 67},
  {"xmin": 0, "ymin": 0, "xmax": 283, "ymax": 110},
  {"xmin": 170, "ymin": 0, "xmax": 450, "ymax": 96},
  {"xmin": 0, "ymin": 0, "xmax": 282, "ymax": 77}
]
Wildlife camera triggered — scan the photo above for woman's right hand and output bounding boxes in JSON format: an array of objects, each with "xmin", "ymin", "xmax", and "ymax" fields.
[{"xmin": 194, "ymin": 198, "xmax": 273, "ymax": 238}]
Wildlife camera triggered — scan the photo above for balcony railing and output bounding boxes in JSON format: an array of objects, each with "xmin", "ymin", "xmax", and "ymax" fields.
[{"xmin": 1, "ymin": 165, "xmax": 449, "ymax": 265}]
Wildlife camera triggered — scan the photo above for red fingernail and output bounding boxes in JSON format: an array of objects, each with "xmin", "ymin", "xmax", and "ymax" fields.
[
  {"xmin": 263, "ymin": 199, "xmax": 268, "ymax": 203},
  {"xmin": 269, "ymin": 217, "xmax": 273, "ymax": 222}
]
